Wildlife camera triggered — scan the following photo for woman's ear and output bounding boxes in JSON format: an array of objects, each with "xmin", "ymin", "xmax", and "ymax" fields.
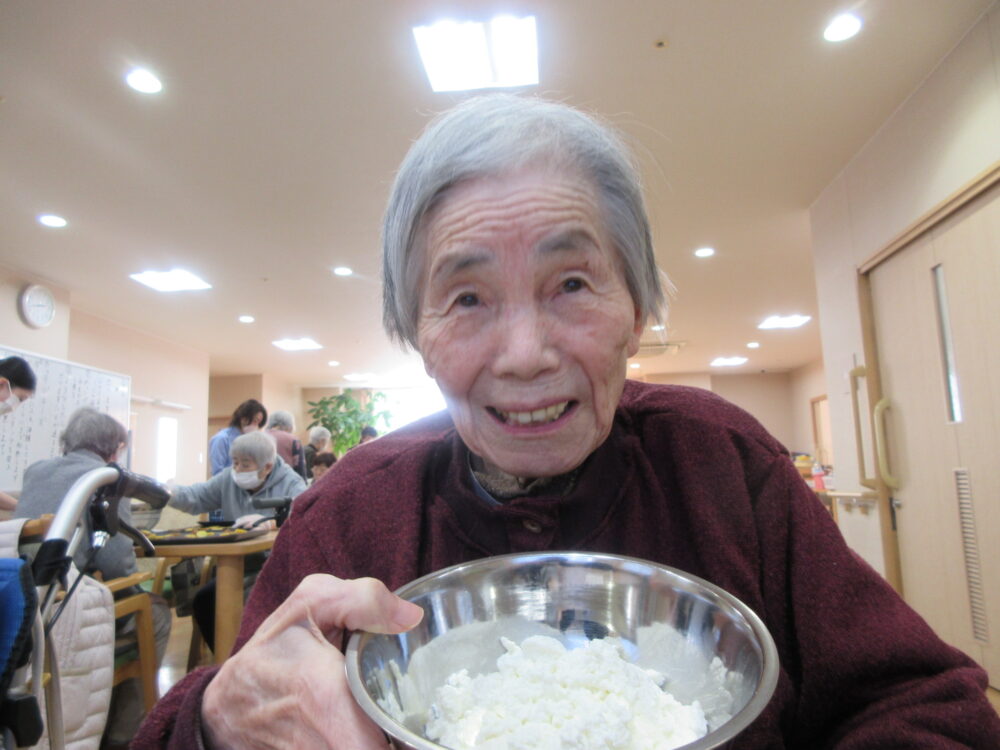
[{"xmin": 627, "ymin": 307, "xmax": 644, "ymax": 358}]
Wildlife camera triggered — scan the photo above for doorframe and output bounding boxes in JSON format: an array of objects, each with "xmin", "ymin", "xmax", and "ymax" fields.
[{"xmin": 855, "ymin": 160, "xmax": 1000, "ymax": 594}]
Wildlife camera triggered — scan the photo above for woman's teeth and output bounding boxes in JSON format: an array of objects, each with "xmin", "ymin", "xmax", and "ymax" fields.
[{"xmin": 496, "ymin": 401, "xmax": 570, "ymax": 425}]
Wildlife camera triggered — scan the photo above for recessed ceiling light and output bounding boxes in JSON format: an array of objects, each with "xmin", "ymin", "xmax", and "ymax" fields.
[
  {"xmin": 711, "ymin": 356, "xmax": 748, "ymax": 367},
  {"xmin": 746, "ymin": 341, "xmax": 760, "ymax": 349},
  {"xmin": 413, "ymin": 15, "xmax": 538, "ymax": 93},
  {"xmin": 629, "ymin": 362, "xmax": 641, "ymax": 369},
  {"xmin": 823, "ymin": 13, "xmax": 862, "ymax": 42},
  {"xmin": 332, "ymin": 266, "xmax": 353, "ymax": 277},
  {"xmin": 758, "ymin": 314, "xmax": 812, "ymax": 330},
  {"xmin": 125, "ymin": 67, "xmax": 163, "ymax": 94},
  {"xmin": 238, "ymin": 315, "xmax": 255, "ymax": 324},
  {"xmin": 37, "ymin": 214, "xmax": 67, "ymax": 228},
  {"xmin": 272, "ymin": 337, "xmax": 322, "ymax": 351},
  {"xmin": 694, "ymin": 247, "xmax": 715, "ymax": 258},
  {"xmin": 650, "ymin": 324, "xmax": 666, "ymax": 332},
  {"xmin": 130, "ymin": 269, "xmax": 211, "ymax": 292},
  {"xmin": 328, "ymin": 360, "xmax": 340, "ymax": 367}
]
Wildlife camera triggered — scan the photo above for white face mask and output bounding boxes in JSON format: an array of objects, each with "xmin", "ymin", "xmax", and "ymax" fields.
[
  {"xmin": 232, "ymin": 468, "xmax": 262, "ymax": 491},
  {"xmin": 0, "ymin": 390, "xmax": 20, "ymax": 416}
]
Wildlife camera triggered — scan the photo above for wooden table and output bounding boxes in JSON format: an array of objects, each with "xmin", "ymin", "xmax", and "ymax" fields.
[{"xmin": 144, "ymin": 530, "xmax": 278, "ymax": 663}]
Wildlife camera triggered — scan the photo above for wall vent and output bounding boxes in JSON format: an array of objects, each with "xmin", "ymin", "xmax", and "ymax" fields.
[{"xmin": 955, "ymin": 468, "xmax": 989, "ymax": 643}]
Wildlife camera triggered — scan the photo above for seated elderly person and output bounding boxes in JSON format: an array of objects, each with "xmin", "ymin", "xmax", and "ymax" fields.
[
  {"xmin": 167, "ymin": 430, "xmax": 306, "ymax": 652},
  {"xmin": 136, "ymin": 96, "xmax": 999, "ymax": 748},
  {"xmin": 308, "ymin": 451, "xmax": 336, "ymax": 483},
  {"xmin": 14, "ymin": 407, "xmax": 171, "ymax": 748},
  {"xmin": 303, "ymin": 425, "xmax": 332, "ymax": 479}
]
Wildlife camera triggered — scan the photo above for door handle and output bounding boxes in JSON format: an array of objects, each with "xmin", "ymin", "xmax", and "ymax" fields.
[
  {"xmin": 872, "ymin": 397, "xmax": 900, "ymax": 490},
  {"xmin": 849, "ymin": 366, "xmax": 878, "ymax": 489}
]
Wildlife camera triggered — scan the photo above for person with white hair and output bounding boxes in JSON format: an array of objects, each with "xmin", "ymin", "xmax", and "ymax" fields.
[
  {"xmin": 168, "ymin": 431, "xmax": 306, "ymax": 528},
  {"xmin": 303, "ymin": 425, "xmax": 332, "ymax": 479},
  {"xmin": 265, "ymin": 410, "xmax": 307, "ymax": 479},
  {"xmin": 137, "ymin": 96, "xmax": 998, "ymax": 748},
  {"xmin": 166, "ymin": 431, "xmax": 307, "ymax": 653}
]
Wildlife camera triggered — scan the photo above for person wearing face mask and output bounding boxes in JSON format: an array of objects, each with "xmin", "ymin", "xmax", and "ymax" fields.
[
  {"xmin": 13, "ymin": 407, "xmax": 172, "ymax": 748},
  {"xmin": 0, "ymin": 355, "xmax": 36, "ymax": 418},
  {"xmin": 1, "ymin": 357, "xmax": 38, "ymax": 510},
  {"xmin": 208, "ymin": 398, "xmax": 268, "ymax": 476},
  {"xmin": 167, "ymin": 430, "xmax": 306, "ymax": 651}
]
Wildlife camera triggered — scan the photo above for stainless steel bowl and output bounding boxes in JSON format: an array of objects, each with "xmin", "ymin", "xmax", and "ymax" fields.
[{"xmin": 346, "ymin": 552, "xmax": 778, "ymax": 750}]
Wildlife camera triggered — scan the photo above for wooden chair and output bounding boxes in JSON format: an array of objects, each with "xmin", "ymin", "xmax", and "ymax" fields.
[
  {"xmin": 147, "ymin": 554, "xmax": 215, "ymax": 671},
  {"xmin": 103, "ymin": 572, "xmax": 158, "ymax": 711}
]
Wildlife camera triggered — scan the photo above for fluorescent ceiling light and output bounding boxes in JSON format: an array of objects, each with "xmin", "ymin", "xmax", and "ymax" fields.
[
  {"xmin": 746, "ymin": 341, "xmax": 760, "ymax": 349},
  {"xmin": 650, "ymin": 324, "xmax": 666, "ymax": 332},
  {"xmin": 37, "ymin": 214, "xmax": 67, "ymax": 228},
  {"xmin": 125, "ymin": 67, "xmax": 163, "ymax": 93},
  {"xmin": 711, "ymin": 356, "xmax": 748, "ymax": 367},
  {"xmin": 413, "ymin": 15, "xmax": 538, "ymax": 92},
  {"xmin": 328, "ymin": 360, "xmax": 340, "ymax": 367},
  {"xmin": 694, "ymin": 247, "xmax": 715, "ymax": 258},
  {"xmin": 629, "ymin": 363, "xmax": 641, "ymax": 369},
  {"xmin": 758, "ymin": 314, "xmax": 812, "ymax": 329},
  {"xmin": 332, "ymin": 266, "xmax": 353, "ymax": 277},
  {"xmin": 238, "ymin": 315, "xmax": 255, "ymax": 323},
  {"xmin": 272, "ymin": 337, "xmax": 322, "ymax": 351},
  {"xmin": 343, "ymin": 372, "xmax": 376, "ymax": 382},
  {"xmin": 130, "ymin": 269, "xmax": 211, "ymax": 292},
  {"xmin": 824, "ymin": 13, "xmax": 862, "ymax": 42}
]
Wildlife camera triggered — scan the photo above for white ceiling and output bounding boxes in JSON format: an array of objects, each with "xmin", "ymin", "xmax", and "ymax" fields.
[{"xmin": 1, "ymin": 0, "xmax": 993, "ymax": 389}]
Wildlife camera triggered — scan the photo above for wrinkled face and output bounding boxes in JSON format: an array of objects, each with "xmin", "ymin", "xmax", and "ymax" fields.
[{"xmin": 416, "ymin": 168, "xmax": 642, "ymax": 478}]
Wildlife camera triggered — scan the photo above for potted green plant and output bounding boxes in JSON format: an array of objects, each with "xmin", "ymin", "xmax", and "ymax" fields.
[{"xmin": 306, "ymin": 390, "xmax": 390, "ymax": 456}]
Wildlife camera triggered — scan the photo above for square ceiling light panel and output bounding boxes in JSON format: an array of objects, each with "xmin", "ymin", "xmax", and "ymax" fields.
[{"xmin": 413, "ymin": 15, "xmax": 538, "ymax": 93}]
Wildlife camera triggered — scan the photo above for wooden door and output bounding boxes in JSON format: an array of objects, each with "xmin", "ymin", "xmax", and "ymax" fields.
[{"xmin": 866, "ymin": 182, "xmax": 1000, "ymax": 683}]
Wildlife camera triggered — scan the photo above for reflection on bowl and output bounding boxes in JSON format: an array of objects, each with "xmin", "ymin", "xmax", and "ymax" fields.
[{"xmin": 346, "ymin": 552, "xmax": 778, "ymax": 750}]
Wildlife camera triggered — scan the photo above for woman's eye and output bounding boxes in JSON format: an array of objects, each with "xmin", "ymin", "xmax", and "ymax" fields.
[
  {"xmin": 561, "ymin": 278, "xmax": 585, "ymax": 293},
  {"xmin": 456, "ymin": 293, "xmax": 479, "ymax": 307}
]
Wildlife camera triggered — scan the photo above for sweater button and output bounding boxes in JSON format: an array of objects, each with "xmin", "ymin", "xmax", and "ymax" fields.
[{"xmin": 522, "ymin": 519, "xmax": 543, "ymax": 534}]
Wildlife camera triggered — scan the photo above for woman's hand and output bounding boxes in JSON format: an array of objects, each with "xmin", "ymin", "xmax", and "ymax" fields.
[
  {"xmin": 201, "ymin": 574, "xmax": 423, "ymax": 749},
  {"xmin": 232, "ymin": 513, "xmax": 271, "ymax": 530}
]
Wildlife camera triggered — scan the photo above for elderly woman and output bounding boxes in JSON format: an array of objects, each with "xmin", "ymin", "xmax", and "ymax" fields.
[
  {"xmin": 208, "ymin": 398, "xmax": 268, "ymax": 475},
  {"xmin": 169, "ymin": 430, "xmax": 306, "ymax": 528},
  {"xmin": 168, "ymin": 430, "xmax": 307, "ymax": 652},
  {"xmin": 303, "ymin": 424, "xmax": 332, "ymax": 479},
  {"xmin": 136, "ymin": 96, "xmax": 999, "ymax": 749},
  {"xmin": 15, "ymin": 407, "xmax": 172, "ymax": 747}
]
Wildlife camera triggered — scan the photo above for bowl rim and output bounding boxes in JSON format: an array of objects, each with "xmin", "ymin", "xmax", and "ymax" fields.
[{"xmin": 346, "ymin": 551, "xmax": 779, "ymax": 750}]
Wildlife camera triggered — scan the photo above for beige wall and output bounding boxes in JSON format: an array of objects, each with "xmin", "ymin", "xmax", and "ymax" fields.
[
  {"xmin": 208, "ymin": 374, "xmax": 264, "ymax": 419},
  {"xmin": 710, "ymin": 372, "xmax": 795, "ymax": 449},
  {"xmin": 788, "ymin": 360, "xmax": 828, "ymax": 459},
  {"xmin": 1, "ymin": 265, "xmax": 71, "ymax": 358},
  {"xmin": 642, "ymin": 372, "xmax": 713, "ymax": 389},
  {"xmin": 809, "ymin": 4, "xmax": 1000, "ymax": 569},
  {"xmin": 69, "ymin": 310, "xmax": 210, "ymax": 486}
]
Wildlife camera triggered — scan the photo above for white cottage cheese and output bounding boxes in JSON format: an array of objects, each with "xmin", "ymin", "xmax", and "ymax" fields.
[{"xmin": 425, "ymin": 635, "xmax": 708, "ymax": 750}]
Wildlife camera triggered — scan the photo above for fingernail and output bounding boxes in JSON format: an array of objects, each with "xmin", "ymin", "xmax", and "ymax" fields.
[{"xmin": 393, "ymin": 603, "xmax": 423, "ymax": 630}]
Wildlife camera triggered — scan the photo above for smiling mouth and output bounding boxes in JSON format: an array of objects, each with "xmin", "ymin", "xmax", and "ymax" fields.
[{"xmin": 489, "ymin": 401, "xmax": 574, "ymax": 426}]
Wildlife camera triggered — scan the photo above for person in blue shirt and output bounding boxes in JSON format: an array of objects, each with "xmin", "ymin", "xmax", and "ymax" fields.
[{"xmin": 208, "ymin": 399, "xmax": 267, "ymax": 475}]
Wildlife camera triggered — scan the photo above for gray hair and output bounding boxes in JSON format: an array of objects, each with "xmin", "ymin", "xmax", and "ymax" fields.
[
  {"xmin": 267, "ymin": 410, "xmax": 295, "ymax": 431},
  {"xmin": 308, "ymin": 425, "xmax": 331, "ymax": 446},
  {"xmin": 60, "ymin": 407, "xmax": 128, "ymax": 461},
  {"xmin": 231, "ymin": 431, "xmax": 277, "ymax": 467},
  {"xmin": 382, "ymin": 93, "xmax": 667, "ymax": 349}
]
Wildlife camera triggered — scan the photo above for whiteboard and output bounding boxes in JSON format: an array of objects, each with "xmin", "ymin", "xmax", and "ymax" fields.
[{"xmin": 1, "ymin": 345, "xmax": 130, "ymax": 492}]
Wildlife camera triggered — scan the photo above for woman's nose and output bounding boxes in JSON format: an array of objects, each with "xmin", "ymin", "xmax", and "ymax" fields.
[{"xmin": 491, "ymin": 307, "xmax": 559, "ymax": 379}]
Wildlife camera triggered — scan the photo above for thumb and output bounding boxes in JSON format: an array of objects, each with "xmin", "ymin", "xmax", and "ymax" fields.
[{"xmin": 264, "ymin": 574, "xmax": 423, "ymax": 642}]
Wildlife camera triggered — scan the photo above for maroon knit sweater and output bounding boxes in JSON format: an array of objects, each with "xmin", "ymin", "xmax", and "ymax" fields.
[{"xmin": 134, "ymin": 382, "xmax": 999, "ymax": 749}]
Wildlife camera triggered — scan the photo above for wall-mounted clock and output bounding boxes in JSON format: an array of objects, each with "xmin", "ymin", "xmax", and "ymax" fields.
[{"xmin": 18, "ymin": 283, "xmax": 56, "ymax": 329}]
